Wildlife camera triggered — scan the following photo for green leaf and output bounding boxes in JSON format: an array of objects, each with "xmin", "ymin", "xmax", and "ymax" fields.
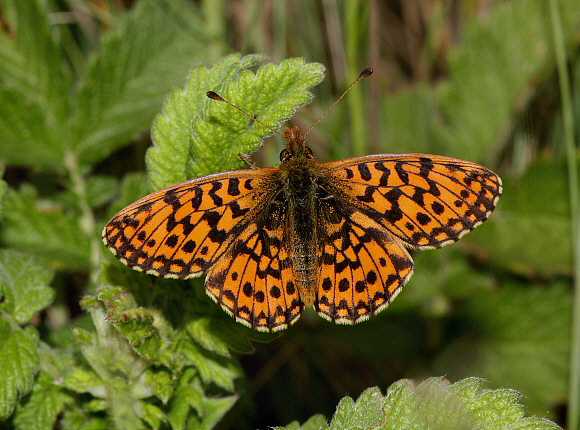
[
  {"xmin": 0, "ymin": 0, "xmax": 70, "ymax": 117},
  {"xmin": 0, "ymin": 186, "xmax": 91, "ymax": 271},
  {"xmin": 146, "ymin": 53, "xmax": 264, "ymax": 190},
  {"xmin": 433, "ymin": 282, "xmax": 571, "ymax": 416},
  {"xmin": 166, "ymin": 368, "xmax": 203, "ymax": 430},
  {"xmin": 188, "ymin": 58, "xmax": 326, "ymax": 179},
  {"xmin": 329, "ymin": 386, "xmax": 384, "ymax": 430},
  {"xmin": 58, "ymin": 366, "xmax": 105, "ymax": 398},
  {"xmin": 13, "ymin": 371, "xmax": 72, "ymax": 430},
  {"xmin": 186, "ymin": 316, "xmax": 257, "ymax": 357},
  {"xmin": 0, "ymin": 0, "xmax": 70, "ymax": 170},
  {"xmin": 146, "ymin": 366, "xmax": 173, "ymax": 404},
  {"xmin": 282, "ymin": 378, "xmax": 560, "ymax": 429},
  {"xmin": 138, "ymin": 400, "xmax": 165, "ymax": 429},
  {"xmin": 281, "ymin": 414, "xmax": 327, "ymax": 430},
  {"xmin": 180, "ymin": 340, "xmax": 242, "ymax": 392},
  {"xmin": 147, "ymin": 56, "xmax": 325, "ymax": 190},
  {"xmin": 186, "ymin": 395, "xmax": 238, "ymax": 430},
  {"xmin": 466, "ymin": 157, "xmax": 577, "ymax": 276},
  {"xmin": 0, "ymin": 322, "xmax": 39, "ymax": 420},
  {"xmin": 0, "ymin": 249, "xmax": 55, "ymax": 324},
  {"xmin": 186, "ymin": 317, "xmax": 232, "ymax": 357},
  {"xmin": 95, "ymin": 286, "xmax": 163, "ymax": 363},
  {"xmin": 71, "ymin": 0, "xmax": 208, "ymax": 166},
  {"xmin": 382, "ymin": 377, "xmax": 560, "ymax": 430},
  {"xmin": 84, "ymin": 175, "xmax": 119, "ymax": 209},
  {"xmin": 0, "ymin": 88, "xmax": 64, "ymax": 171}
]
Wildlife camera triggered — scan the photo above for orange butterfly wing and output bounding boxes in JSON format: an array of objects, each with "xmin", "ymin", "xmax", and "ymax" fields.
[
  {"xmin": 312, "ymin": 154, "xmax": 501, "ymax": 323},
  {"xmin": 319, "ymin": 154, "xmax": 502, "ymax": 249},
  {"xmin": 314, "ymin": 189, "xmax": 413, "ymax": 323},
  {"xmin": 205, "ymin": 199, "xmax": 302, "ymax": 331},
  {"xmin": 103, "ymin": 169, "xmax": 304, "ymax": 332},
  {"xmin": 103, "ymin": 170, "xmax": 278, "ymax": 278}
]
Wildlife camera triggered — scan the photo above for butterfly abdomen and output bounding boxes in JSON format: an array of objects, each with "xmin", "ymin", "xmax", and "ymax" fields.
[{"xmin": 280, "ymin": 156, "xmax": 320, "ymax": 306}]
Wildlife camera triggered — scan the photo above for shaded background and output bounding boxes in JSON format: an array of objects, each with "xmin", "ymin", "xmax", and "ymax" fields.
[{"xmin": 1, "ymin": 0, "xmax": 580, "ymax": 428}]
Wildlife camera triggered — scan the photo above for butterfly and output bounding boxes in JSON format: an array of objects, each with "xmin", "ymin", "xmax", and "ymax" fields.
[{"xmin": 103, "ymin": 71, "xmax": 502, "ymax": 332}]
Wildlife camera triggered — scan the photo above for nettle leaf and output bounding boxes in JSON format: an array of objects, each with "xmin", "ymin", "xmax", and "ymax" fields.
[
  {"xmin": 283, "ymin": 414, "xmax": 327, "ymax": 430},
  {"xmin": 0, "ymin": 249, "xmax": 55, "ymax": 324},
  {"xmin": 13, "ymin": 371, "xmax": 72, "ymax": 430},
  {"xmin": 0, "ymin": 323, "xmax": 39, "ymax": 420},
  {"xmin": 329, "ymin": 386, "xmax": 384, "ymax": 430},
  {"xmin": 147, "ymin": 56, "xmax": 325, "ymax": 190},
  {"xmin": 188, "ymin": 58, "xmax": 325, "ymax": 178},
  {"xmin": 280, "ymin": 378, "xmax": 560, "ymax": 429},
  {"xmin": 0, "ymin": 186, "xmax": 91, "ymax": 271},
  {"xmin": 147, "ymin": 53, "xmax": 264, "ymax": 190},
  {"xmin": 381, "ymin": 377, "xmax": 559, "ymax": 429},
  {"xmin": 0, "ymin": 0, "xmax": 70, "ymax": 170},
  {"xmin": 434, "ymin": 282, "xmax": 571, "ymax": 415},
  {"xmin": 466, "ymin": 157, "xmax": 577, "ymax": 276},
  {"xmin": 71, "ymin": 0, "xmax": 207, "ymax": 166}
]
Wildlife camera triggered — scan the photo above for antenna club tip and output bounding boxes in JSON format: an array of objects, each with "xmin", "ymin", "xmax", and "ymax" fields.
[
  {"xmin": 360, "ymin": 68, "xmax": 373, "ymax": 78},
  {"xmin": 206, "ymin": 91, "xmax": 224, "ymax": 101}
]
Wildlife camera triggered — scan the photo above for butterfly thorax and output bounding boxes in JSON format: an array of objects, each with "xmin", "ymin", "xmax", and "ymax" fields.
[{"xmin": 278, "ymin": 126, "xmax": 319, "ymax": 306}]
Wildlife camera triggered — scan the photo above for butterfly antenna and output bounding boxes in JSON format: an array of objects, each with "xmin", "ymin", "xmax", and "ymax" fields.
[
  {"xmin": 303, "ymin": 68, "xmax": 373, "ymax": 142},
  {"xmin": 206, "ymin": 91, "xmax": 285, "ymax": 139}
]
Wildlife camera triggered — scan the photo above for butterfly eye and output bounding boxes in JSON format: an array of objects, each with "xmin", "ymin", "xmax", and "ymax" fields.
[
  {"xmin": 305, "ymin": 147, "xmax": 313, "ymax": 158},
  {"xmin": 280, "ymin": 149, "xmax": 290, "ymax": 162}
]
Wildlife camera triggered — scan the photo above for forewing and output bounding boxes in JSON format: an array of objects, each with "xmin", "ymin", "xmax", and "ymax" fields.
[
  {"xmin": 205, "ymin": 196, "xmax": 303, "ymax": 332},
  {"xmin": 102, "ymin": 169, "xmax": 278, "ymax": 279},
  {"xmin": 315, "ymin": 190, "xmax": 414, "ymax": 324},
  {"xmin": 319, "ymin": 155, "xmax": 502, "ymax": 249}
]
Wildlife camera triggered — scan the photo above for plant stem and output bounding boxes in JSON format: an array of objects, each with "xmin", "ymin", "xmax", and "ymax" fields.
[
  {"xmin": 345, "ymin": 0, "xmax": 366, "ymax": 156},
  {"xmin": 64, "ymin": 149, "xmax": 101, "ymax": 282},
  {"xmin": 550, "ymin": 1, "xmax": 580, "ymax": 429}
]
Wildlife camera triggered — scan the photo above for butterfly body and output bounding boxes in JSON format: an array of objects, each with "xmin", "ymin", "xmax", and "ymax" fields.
[{"xmin": 103, "ymin": 125, "xmax": 502, "ymax": 332}]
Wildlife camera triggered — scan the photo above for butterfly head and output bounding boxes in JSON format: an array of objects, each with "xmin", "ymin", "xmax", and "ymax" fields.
[{"xmin": 280, "ymin": 126, "xmax": 314, "ymax": 163}]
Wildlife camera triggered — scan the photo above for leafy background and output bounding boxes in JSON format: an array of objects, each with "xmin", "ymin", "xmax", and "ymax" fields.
[{"xmin": 0, "ymin": 0, "xmax": 578, "ymax": 429}]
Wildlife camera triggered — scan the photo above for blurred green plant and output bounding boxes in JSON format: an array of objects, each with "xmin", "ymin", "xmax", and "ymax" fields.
[{"xmin": 0, "ymin": 0, "xmax": 578, "ymax": 429}]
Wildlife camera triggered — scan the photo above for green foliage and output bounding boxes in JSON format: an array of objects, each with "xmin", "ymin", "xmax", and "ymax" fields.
[
  {"xmin": 0, "ymin": 186, "xmax": 92, "ymax": 270},
  {"xmin": 147, "ymin": 54, "xmax": 325, "ymax": 189},
  {"xmin": 467, "ymin": 157, "xmax": 578, "ymax": 276},
  {"xmin": 434, "ymin": 282, "xmax": 571, "ymax": 413},
  {"xmin": 0, "ymin": 0, "xmax": 577, "ymax": 428},
  {"xmin": 0, "ymin": 250, "xmax": 54, "ymax": 420},
  {"xmin": 280, "ymin": 378, "xmax": 560, "ymax": 430}
]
